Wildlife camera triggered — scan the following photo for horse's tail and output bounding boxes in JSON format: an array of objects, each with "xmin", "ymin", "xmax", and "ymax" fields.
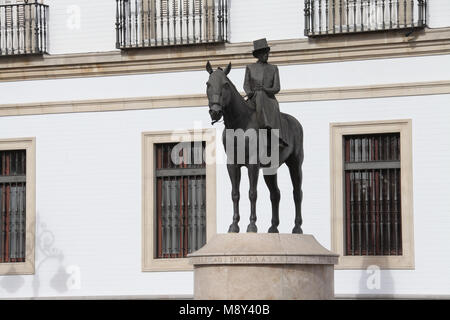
[{"xmin": 281, "ymin": 112, "xmax": 303, "ymax": 156}]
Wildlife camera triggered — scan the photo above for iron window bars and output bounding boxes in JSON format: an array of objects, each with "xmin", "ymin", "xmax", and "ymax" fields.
[
  {"xmin": 116, "ymin": 0, "xmax": 228, "ymax": 49},
  {"xmin": 0, "ymin": 150, "xmax": 26, "ymax": 263},
  {"xmin": 0, "ymin": 0, "xmax": 48, "ymax": 56},
  {"xmin": 155, "ymin": 142, "xmax": 206, "ymax": 258},
  {"xmin": 305, "ymin": 0, "xmax": 427, "ymax": 36},
  {"xmin": 343, "ymin": 133, "xmax": 402, "ymax": 256}
]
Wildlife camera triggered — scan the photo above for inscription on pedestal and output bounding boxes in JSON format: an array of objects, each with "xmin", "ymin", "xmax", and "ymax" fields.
[{"xmin": 190, "ymin": 254, "xmax": 338, "ymax": 266}]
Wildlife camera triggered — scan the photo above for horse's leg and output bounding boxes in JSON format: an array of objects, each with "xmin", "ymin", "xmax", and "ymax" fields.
[
  {"xmin": 247, "ymin": 164, "xmax": 259, "ymax": 233},
  {"xmin": 264, "ymin": 173, "xmax": 280, "ymax": 233},
  {"xmin": 227, "ymin": 164, "xmax": 241, "ymax": 233},
  {"xmin": 287, "ymin": 154, "xmax": 304, "ymax": 234}
]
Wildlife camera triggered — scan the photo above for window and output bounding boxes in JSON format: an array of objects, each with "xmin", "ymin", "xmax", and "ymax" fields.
[
  {"xmin": 0, "ymin": 0, "xmax": 48, "ymax": 56},
  {"xmin": 155, "ymin": 142, "xmax": 206, "ymax": 258},
  {"xmin": 343, "ymin": 133, "xmax": 401, "ymax": 256},
  {"xmin": 330, "ymin": 120, "xmax": 414, "ymax": 269},
  {"xmin": 116, "ymin": 0, "xmax": 228, "ymax": 49},
  {"xmin": 0, "ymin": 138, "xmax": 35, "ymax": 275},
  {"xmin": 0, "ymin": 149, "xmax": 26, "ymax": 263},
  {"xmin": 142, "ymin": 129, "xmax": 216, "ymax": 271},
  {"xmin": 305, "ymin": 0, "xmax": 427, "ymax": 37}
]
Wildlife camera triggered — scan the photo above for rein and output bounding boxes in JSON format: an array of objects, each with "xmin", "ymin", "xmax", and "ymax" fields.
[{"xmin": 211, "ymin": 119, "xmax": 224, "ymax": 125}]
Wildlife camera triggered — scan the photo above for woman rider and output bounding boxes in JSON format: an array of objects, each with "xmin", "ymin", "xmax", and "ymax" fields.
[{"xmin": 244, "ymin": 38, "xmax": 288, "ymax": 147}]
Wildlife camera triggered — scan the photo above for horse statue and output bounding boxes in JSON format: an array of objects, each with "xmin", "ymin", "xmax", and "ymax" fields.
[{"xmin": 206, "ymin": 61, "xmax": 305, "ymax": 234}]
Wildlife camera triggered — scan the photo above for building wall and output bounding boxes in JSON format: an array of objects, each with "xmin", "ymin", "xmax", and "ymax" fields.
[
  {"xmin": 45, "ymin": 0, "xmax": 450, "ymax": 55},
  {"xmin": 428, "ymin": 0, "xmax": 450, "ymax": 28},
  {"xmin": 46, "ymin": 0, "xmax": 306, "ymax": 54},
  {"xmin": 1, "ymin": 54, "xmax": 449, "ymax": 105},
  {"xmin": 0, "ymin": 0, "xmax": 450, "ymax": 298},
  {"xmin": 0, "ymin": 92, "xmax": 449, "ymax": 298},
  {"xmin": 46, "ymin": 0, "xmax": 117, "ymax": 55}
]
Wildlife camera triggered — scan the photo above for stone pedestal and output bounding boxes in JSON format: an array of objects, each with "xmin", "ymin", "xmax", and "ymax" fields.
[{"xmin": 188, "ymin": 233, "xmax": 339, "ymax": 300}]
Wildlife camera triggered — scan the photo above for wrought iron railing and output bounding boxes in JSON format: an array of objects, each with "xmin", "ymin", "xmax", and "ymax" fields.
[
  {"xmin": 305, "ymin": 0, "xmax": 427, "ymax": 36},
  {"xmin": 0, "ymin": 1, "xmax": 48, "ymax": 56},
  {"xmin": 116, "ymin": 0, "xmax": 228, "ymax": 49}
]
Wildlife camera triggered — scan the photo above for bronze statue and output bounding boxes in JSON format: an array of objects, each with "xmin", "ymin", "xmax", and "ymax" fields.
[
  {"xmin": 206, "ymin": 38, "xmax": 304, "ymax": 234},
  {"xmin": 244, "ymin": 38, "xmax": 288, "ymax": 147}
]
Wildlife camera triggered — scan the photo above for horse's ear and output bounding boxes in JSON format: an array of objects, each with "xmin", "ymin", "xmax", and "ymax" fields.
[
  {"xmin": 206, "ymin": 61, "xmax": 213, "ymax": 74},
  {"xmin": 224, "ymin": 62, "xmax": 232, "ymax": 75}
]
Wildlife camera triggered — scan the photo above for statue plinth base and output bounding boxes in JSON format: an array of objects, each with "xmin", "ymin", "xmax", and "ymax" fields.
[{"xmin": 188, "ymin": 233, "xmax": 339, "ymax": 300}]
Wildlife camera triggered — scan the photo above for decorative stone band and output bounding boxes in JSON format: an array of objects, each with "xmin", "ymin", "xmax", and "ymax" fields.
[
  {"xmin": 0, "ymin": 27, "xmax": 450, "ymax": 82},
  {"xmin": 1, "ymin": 80, "xmax": 449, "ymax": 118},
  {"xmin": 190, "ymin": 254, "xmax": 338, "ymax": 265},
  {"xmin": 188, "ymin": 234, "xmax": 339, "ymax": 266}
]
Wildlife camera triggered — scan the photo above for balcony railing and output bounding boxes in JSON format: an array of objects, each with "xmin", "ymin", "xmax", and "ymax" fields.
[
  {"xmin": 305, "ymin": 0, "xmax": 427, "ymax": 37},
  {"xmin": 0, "ymin": 1, "xmax": 48, "ymax": 56},
  {"xmin": 116, "ymin": 0, "xmax": 228, "ymax": 49}
]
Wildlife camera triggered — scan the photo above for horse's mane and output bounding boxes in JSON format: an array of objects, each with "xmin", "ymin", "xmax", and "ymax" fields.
[{"xmin": 217, "ymin": 69, "xmax": 253, "ymax": 112}]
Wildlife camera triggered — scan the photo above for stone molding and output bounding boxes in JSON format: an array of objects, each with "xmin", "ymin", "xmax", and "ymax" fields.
[
  {"xmin": 329, "ymin": 120, "xmax": 414, "ymax": 269},
  {"xmin": 189, "ymin": 255, "xmax": 338, "ymax": 265},
  {"xmin": 0, "ymin": 80, "xmax": 449, "ymax": 117},
  {"xmin": 0, "ymin": 27, "xmax": 449, "ymax": 82},
  {"xmin": 188, "ymin": 233, "xmax": 339, "ymax": 266},
  {"xmin": 141, "ymin": 129, "xmax": 217, "ymax": 272}
]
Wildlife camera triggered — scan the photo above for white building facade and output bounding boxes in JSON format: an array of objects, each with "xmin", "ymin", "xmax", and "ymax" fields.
[{"xmin": 0, "ymin": 0, "xmax": 449, "ymax": 299}]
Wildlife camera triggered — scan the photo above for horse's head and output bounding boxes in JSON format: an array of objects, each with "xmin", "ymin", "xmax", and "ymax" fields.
[{"xmin": 205, "ymin": 61, "xmax": 232, "ymax": 125}]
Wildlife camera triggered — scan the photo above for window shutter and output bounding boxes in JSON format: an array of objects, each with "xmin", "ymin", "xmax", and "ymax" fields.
[
  {"xmin": 140, "ymin": 0, "xmax": 155, "ymax": 45},
  {"xmin": 203, "ymin": 0, "xmax": 214, "ymax": 41},
  {"xmin": 398, "ymin": 0, "xmax": 413, "ymax": 28},
  {"xmin": 329, "ymin": 0, "xmax": 348, "ymax": 32},
  {"xmin": 2, "ymin": 0, "xmax": 25, "ymax": 27}
]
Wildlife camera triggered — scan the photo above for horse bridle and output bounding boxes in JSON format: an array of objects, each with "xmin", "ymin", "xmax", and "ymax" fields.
[{"xmin": 208, "ymin": 82, "xmax": 229, "ymax": 125}]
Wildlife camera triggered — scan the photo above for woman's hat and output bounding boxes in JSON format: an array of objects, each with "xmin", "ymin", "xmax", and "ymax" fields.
[{"xmin": 252, "ymin": 38, "xmax": 270, "ymax": 57}]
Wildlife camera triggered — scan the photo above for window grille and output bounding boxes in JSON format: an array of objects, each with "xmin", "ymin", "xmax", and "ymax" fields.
[
  {"xmin": 0, "ymin": 150, "xmax": 26, "ymax": 263},
  {"xmin": 343, "ymin": 133, "xmax": 402, "ymax": 256},
  {"xmin": 155, "ymin": 142, "xmax": 206, "ymax": 258}
]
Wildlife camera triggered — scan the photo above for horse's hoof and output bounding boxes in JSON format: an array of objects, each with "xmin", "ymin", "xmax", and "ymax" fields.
[
  {"xmin": 247, "ymin": 223, "xmax": 258, "ymax": 233},
  {"xmin": 268, "ymin": 226, "xmax": 279, "ymax": 233},
  {"xmin": 292, "ymin": 226, "xmax": 303, "ymax": 234},
  {"xmin": 228, "ymin": 224, "xmax": 240, "ymax": 233}
]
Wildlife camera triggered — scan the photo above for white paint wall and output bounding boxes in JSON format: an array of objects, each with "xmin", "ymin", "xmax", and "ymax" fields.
[
  {"xmin": 1, "ymin": 54, "xmax": 450, "ymax": 105},
  {"xmin": 229, "ymin": 0, "xmax": 303, "ymax": 43},
  {"xmin": 46, "ymin": 0, "xmax": 117, "ymax": 54},
  {"xmin": 427, "ymin": 0, "xmax": 450, "ymax": 28},
  {"xmin": 1, "ymin": 0, "xmax": 449, "ymax": 299},
  {"xmin": 0, "ymin": 93, "xmax": 449, "ymax": 298},
  {"xmin": 41, "ymin": 0, "xmax": 450, "ymax": 55}
]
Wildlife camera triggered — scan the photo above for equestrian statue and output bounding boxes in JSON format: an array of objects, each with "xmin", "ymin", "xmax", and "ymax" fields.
[{"xmin": 206, "ymin": 38, "xmax": 304, "ymax": 234}]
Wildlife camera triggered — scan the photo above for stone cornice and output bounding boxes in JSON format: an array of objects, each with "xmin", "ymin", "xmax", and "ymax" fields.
[
  {"xmin": 0, "ymin": 80, "xmax": 449, "ymax": 117},
  {"xmin": 0, "ymin": 27, "xmax": 449, "ymax": 82}
]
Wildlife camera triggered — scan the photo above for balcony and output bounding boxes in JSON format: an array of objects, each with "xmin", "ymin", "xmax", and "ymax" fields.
[
  {"xmin": 116, "ymin": 0, "xmax": 229, "ymax": 49},
  {"xmin": 305, "ymin": 0, "xmax": 427, "ymax": 37},
  {"xmin": 0, "ymin": 0, "xmax": 48, "ymax": 56}
]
